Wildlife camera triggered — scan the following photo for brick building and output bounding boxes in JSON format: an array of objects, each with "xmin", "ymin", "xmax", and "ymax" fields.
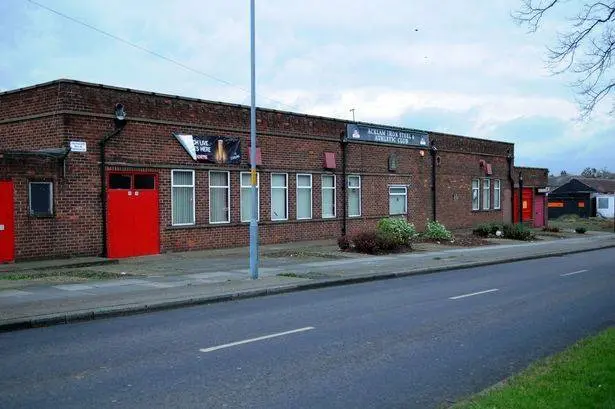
[{"xmin": 0, "ymin": 79, "xmax": 548, "ymax": 261}]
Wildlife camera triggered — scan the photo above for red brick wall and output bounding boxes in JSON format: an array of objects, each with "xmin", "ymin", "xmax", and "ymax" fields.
[{"xmin": 1, "ymin": 80, "xmax": 522, "ymax": 259}]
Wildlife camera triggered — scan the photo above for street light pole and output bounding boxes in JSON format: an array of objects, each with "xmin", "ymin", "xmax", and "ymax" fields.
[{"xmin": 249, "ymin": 0, "xmax": 259, "ymax": 279}]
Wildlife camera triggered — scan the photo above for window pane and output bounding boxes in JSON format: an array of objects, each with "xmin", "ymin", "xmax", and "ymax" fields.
[
  {"xmin": 322, "ymin": 189, "xmax": 335, "ymax": 218},
  {"xmin": 272, "ymin": 174, "xmax": 286, "ymax": 188},
  {"xmin": 322, "ymin": 175, "xmax": 334, "ymax": 188},
  {"xmin": 598, "ymin": 198, "xmax": 609, "ymax": 209},
  {"xmin": 348, "ymin": 189, "xmax": 360, "ymax": 216},
  {"xmin": 172, "ymin": 186, "xmax": 194, "ymax": 224},
  {"xmin": 241, "ymin": 173, "xmax": 251, "ymax": 187},
  {"xmin": 482, "ymin": 180, "xmax": 490, "ymax": 209},
  {"xmin": 210, "ymin": 172, "xmax": 228, "ymax": 187},
  {"xmin": 210, "ymin": 187, "xmax": 229, "ymax": 222},
  {"xmin": 173, "ymin": 171, "xmax": 193, "ymax": 186},
  {"xmin": 390, "ymin": 187, "xmax": 406, "ymax": 195},
  {"xmin": 30, "ymin": 183, "xmax": 52, "ymax": 215},
  {"xmin": 297, "ymin": 175, "xmax": 311, "ymax": 187},
  {"xmin": 271, "ymin": 189, "xmax": 287, "ymax": 220},
  {"xmin": 472, "ymin": 179, "xmax": 479, "ymax": 189},
  {"xmin": 109, "ymin": 174, "xmax": 131, "ymax": 189},
  {"xmin": 241, "ymin": 186, "xmax": 259, "ymax": 222},
  {"xmin": 348, "ymin": 176, "xmax": 360, "ymax": 188},
  {"xmin": 297, "ymin": 189, "xmax": 312, "ymax": 219},
  {"xmin": 389, "ymin": 187, "xmax": 407, "ymax": 215},
  {"xmin": 134, "ymin": 174, "xmax": 155, "ymax": 189}
]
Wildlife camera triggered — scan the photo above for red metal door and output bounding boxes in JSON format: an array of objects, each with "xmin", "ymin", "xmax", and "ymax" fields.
[
  {"xmin": 107, "ymin": 173, "xmax": 159, "ymax": 258},
  {"xmin": 513, "ymin": 188, "xmax": 534, "ymax": 223},
  {"xmin": 0, "ymin": 181, "xmax": 15, "ymax": 263},
  {"xmin": 533, "ymin": 195, "xmax": 545, "ymax": 227}
]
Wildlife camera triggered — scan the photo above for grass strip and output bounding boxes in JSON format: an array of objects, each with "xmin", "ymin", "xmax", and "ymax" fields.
[
  {"xmin": 0, "ymin": 270, "xmax": 130, "ymax": 281},
  {"xmin": 454, "ymin": 327, "xmax": 615, "ymax": 409}
]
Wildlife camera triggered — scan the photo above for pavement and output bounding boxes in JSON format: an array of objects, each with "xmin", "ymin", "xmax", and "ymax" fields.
[{"xmin": 1, "ymin": 231, "xmax": 614, "ymax": 332}]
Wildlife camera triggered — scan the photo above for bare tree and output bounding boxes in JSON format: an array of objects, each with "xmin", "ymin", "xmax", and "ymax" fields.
[{"xmin": 513, "ymin": 1, "xmax": 615, "ymax": 117}]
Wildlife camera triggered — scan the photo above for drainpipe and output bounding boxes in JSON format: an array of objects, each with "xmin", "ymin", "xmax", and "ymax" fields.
[
  {"xmin": 506, "ymin": 150, "xmax": 515, "ymax": 224},
  {"xmin": 518, "ymin": 172, "xmax": 524, "ymax": 225},
  {"xmin": 99, "ymin": 105, "xmax": 127, "ymax": 257},
  {"xmin": 341, "ymin": 131, "xmax": 348, "ymax": 237},
  {"xmin": 430, "ymin": 141, "xmax": 438, "ymax": 222}
]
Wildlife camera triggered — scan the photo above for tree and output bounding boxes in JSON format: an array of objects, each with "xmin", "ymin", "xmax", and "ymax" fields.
[
  {"xmin": 581, "ymin": 167, "xmax": 598, "ymax": 177},
  {"xmin": 513, "ymin": 1, "xmax": 615, "ymax": 117}
]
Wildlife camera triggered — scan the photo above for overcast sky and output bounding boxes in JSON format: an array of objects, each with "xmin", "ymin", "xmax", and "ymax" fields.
[{"xmin": 1, "ymin": 0, "xmax": 613, "ymax": 174}]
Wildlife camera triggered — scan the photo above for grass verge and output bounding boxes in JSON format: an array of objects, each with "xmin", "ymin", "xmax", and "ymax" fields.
[
  {"xmin": 0, "ymin": 270, "xmax": 133, "ymax": 281},
  {"xmin": 550, "ymin": 214, "xmax": 614, "ymax": 233},
  {"xmin": 453, "ymin": 327, "xmax": 615, "ymax": 409}
]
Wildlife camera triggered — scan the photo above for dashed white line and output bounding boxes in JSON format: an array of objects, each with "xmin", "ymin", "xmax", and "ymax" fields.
[
  {"xmin": 199, "ymin": 326, "xmax": 315, "ymax": 353},
  {"xmin": 449, "ymin": 288, "xmax": 499, "ymax": 300},
  {"xmin": 561, "ymin": 269, "xmax": 588, "ymax": 277}
]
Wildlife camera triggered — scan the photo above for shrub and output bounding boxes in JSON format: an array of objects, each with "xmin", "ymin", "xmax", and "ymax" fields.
[
  {"xmin": 473, "ymin": 222, "xmax": 503, "ymax": 237},
  {"xmin": 424, "ymin": 220, "xmax": 453, "ymax": 241},
  {"xmin": 502, "ymin": 223, "xmax": 535, "ymax": 241},
  {"xmin": 375, "ymin": 231, "xmax": 404, "ymax": 252},
  {"xmin": 352, "ymin": 231, "xmax": 380, "ymax": 254},
  {"xmin": 376, "ymin": 217, "xmax": 417, "ymax": 247},
  {"xmin": 337, "ymin": 235, "xmax": 351, "ymax": 250},
  {"xmin": 575, "ymin": 227, "xmax": 587, "ymax": 234},
  {"xmin": 542, "ymin": 226, "xmax": 561, "ymax": 233}
]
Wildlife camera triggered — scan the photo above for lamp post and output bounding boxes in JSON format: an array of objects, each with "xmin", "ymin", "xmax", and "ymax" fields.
[
  {"xmin": 518, "ymin": 171, "xmax": 524, "ymax": 225},
  {"xmin": 249, "ymin": 0, "xmax": 259, "ymax": 279}
]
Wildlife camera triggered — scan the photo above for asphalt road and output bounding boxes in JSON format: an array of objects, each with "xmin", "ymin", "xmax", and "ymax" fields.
[{"xmin": 1, "ymin": 249, "xmax": 614, "ymax": 409}]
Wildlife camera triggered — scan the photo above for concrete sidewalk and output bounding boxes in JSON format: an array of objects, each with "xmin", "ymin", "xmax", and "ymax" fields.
[{"xmin": 1, "ymin": 233, "xmax": 614, "ymax": 332}]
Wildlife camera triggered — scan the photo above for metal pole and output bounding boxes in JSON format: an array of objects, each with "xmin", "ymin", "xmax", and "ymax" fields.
[
  {"xmin": 518, "ymin": 172, "xmax": 523, "ymax": 225},
  {"xmin": 249, "ymin": 0, "xmax": 259, "ymax": 279}
]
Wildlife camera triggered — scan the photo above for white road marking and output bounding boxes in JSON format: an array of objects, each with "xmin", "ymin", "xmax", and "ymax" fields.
[
  {"xmin": 561, "ymin": 269, "xmax": 588, "ymax": 277},
  {"xmin": 199, "ymin": 326, "xmax": 315, "ymax": 353},
  {"xmin": 0, "ymin": 290, "xmax": 32, "ymax": 297},
  {"xmin": 449, "ymin": 288, "xmax": 499, "ymax": 300},
  {"xmin": 53, "ymin": 284, "xmax": 93, "ymax": 291}
]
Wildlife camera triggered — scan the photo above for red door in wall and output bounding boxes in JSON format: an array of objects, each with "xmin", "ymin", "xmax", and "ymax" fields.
[
  {"xmin": 513, "ymin": 188, "xmax": 534, "ymax": 223},
  {"xmin": 0, "ymin": 181, "xmax": 15, "ymax": 263},
  {"xmin": 533, "ymin": 195, "xmax": 545, "ymax": 227},
  {"xmin": 107, "ymin": 173, "xmax": 159, "ymax": 258}
]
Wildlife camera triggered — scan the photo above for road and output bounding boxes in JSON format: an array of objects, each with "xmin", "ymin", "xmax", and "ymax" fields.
[{"xmin": 1, "ymin": 248, "xmax": 614, "ymax": 408}]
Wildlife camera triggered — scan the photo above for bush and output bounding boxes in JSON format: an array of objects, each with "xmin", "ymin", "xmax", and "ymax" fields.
[
  {"xmin": 352, "ymin": 231, "xmax": 380, "ymax": 254},
  {"xmin": 502, "ymin": 223, "xmax": 535, "ymax": 241},
  {"xmin": 376, "ymin": 217, "xmax": 417, "ymax": 247},
  {"xmin": 575, "ymin": 227, "xmax": 587, "ymax": 234},
  {"xmin": 542, "ymin": 226, "xmax": 561, "ymax": 233},
  {"xmin": 424, "ymin": 220, "xmax": 453, "ymax": 241},
  {"xmin": 473, "ymin": 222, "xmax": 503, "ymax": 237},
  {"xmin": 337, "ymin": 235, "xmax": 351, "ymax": 250}
]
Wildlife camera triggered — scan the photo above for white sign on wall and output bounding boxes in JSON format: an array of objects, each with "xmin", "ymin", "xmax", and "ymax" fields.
[{"xmin": 69, "ymin": 141, "xmax": 87, "ymax": 152}]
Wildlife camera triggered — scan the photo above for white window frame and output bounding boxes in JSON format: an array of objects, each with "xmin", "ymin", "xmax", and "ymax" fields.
[
  {"xmin": 472, "ymin": 179, "xmax": 480, "ymax": 211},
  {"xmin": 296, "ymin": 174, "xmax": 313, "ymax": 220},
  {"xmin": 271, "ymin": 173, "xmax": 288, "ymax": 221},
  {"xmin": 321, "ymin": 174, "xmax": 336, "ymax": 219},
  {"xmin": 389, "ymin": 185, "xmax": 408, "ymax": 215},
  {"xmin": 482, "ymin": 179, "xmax": 491, "ymax": 210},
  {"xmin": 240, "ymin": 172, "xmax": 260, "ymax": 222},
  {"xmin": 171, "ymin": 170, "xmax": 195, "ymax": 226},
  {"xmin": 209, "ymin": 170, "xmax": 230, "ymax": 224},
  {"xmin": 347, "ymin": 175, "xmax": 361, "ymax": 217},
  {"xmin": 29, "ymin": 181, "xmax": 53, "ymax": 216},
  {"xmin": 493, "ymin": 179, "xmax": 501, "ymax": 210}
]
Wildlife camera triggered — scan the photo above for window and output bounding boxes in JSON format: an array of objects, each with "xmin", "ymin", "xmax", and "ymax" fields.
[
  {"xmin": 134, "ymin": 174, "xmax": 155, "ymax": 189},
  {"xmin": 482, "ymin": 179, "xmax": 491, "ymax": 210},
  {"xmin": 321, "ymin": 174, "xmax": 336, "ymax": 218},
  {"xmin": 29, "ymin": 182, "xmax": 53, "ymax": 216},
  {"xmin": 209, "ymin": 171, "xmax": 230, "ymax": 223},
  {"xmin": 296, "ymin": 174, "xmax": 312, "ymax": 219},
  {"xmin": 171, "ymin": 170, "xmax": 195, "ymax": 225},
  {"xmin": 493, "ymin": 179, "xmax": 501, "ymax": 210},
  {"xmin": 240, "ymin": 172, "xmax": 260, "ymax": 222},
  {"xmin": 271, "ymin": 173, "xmax": 288, "ymax": 220},
  {"xmin": 472, "ymin": 179, "xmax": 480, "ymax": 210},
  {"xmin": 109, "ymin": 174, "xmax": 131, "ymax": 189},
  {"xmin": 598, "ymin": 197, "xmax": 610, "ymax": 209},
  {"xmin": 347, "ymin": 175, "xmax": 361, "ymax": 217},
  {"xmin": 389, "ymin": 186, "xmax": 407, "ymax": 215}
]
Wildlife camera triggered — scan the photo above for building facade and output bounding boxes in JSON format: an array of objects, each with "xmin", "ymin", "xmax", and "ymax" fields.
[{"xmin": 0, "ymin": 80, "xmax": 548, "ymax": 261}]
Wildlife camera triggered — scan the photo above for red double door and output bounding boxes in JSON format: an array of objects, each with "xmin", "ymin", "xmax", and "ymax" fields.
[
  {"xmin": 513, "ymin": 188, "xmax": 533, "ymax": 224},
  {"xmin": 106, "ymin": 172, "xmax": 159, "ymax": 258},
  {"xmin": 0, "ymin": 181, "xmax": 15, "ymax": 263}
]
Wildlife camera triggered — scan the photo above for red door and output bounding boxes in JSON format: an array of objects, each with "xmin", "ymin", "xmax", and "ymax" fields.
[
  {"xmin": 107, "ymin": 173, "xmax": 159, "ymax": 258},
  {"xmin": 513, "ymin": 188, "xmax": 534, "ymax": 223},
  {"xmin": 533, "ymin": 195, "xmax": 545, "ymax": 227},
  {"xmin": 0, "ymin": 181, "xmax": 15, "ymax": 263}
]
